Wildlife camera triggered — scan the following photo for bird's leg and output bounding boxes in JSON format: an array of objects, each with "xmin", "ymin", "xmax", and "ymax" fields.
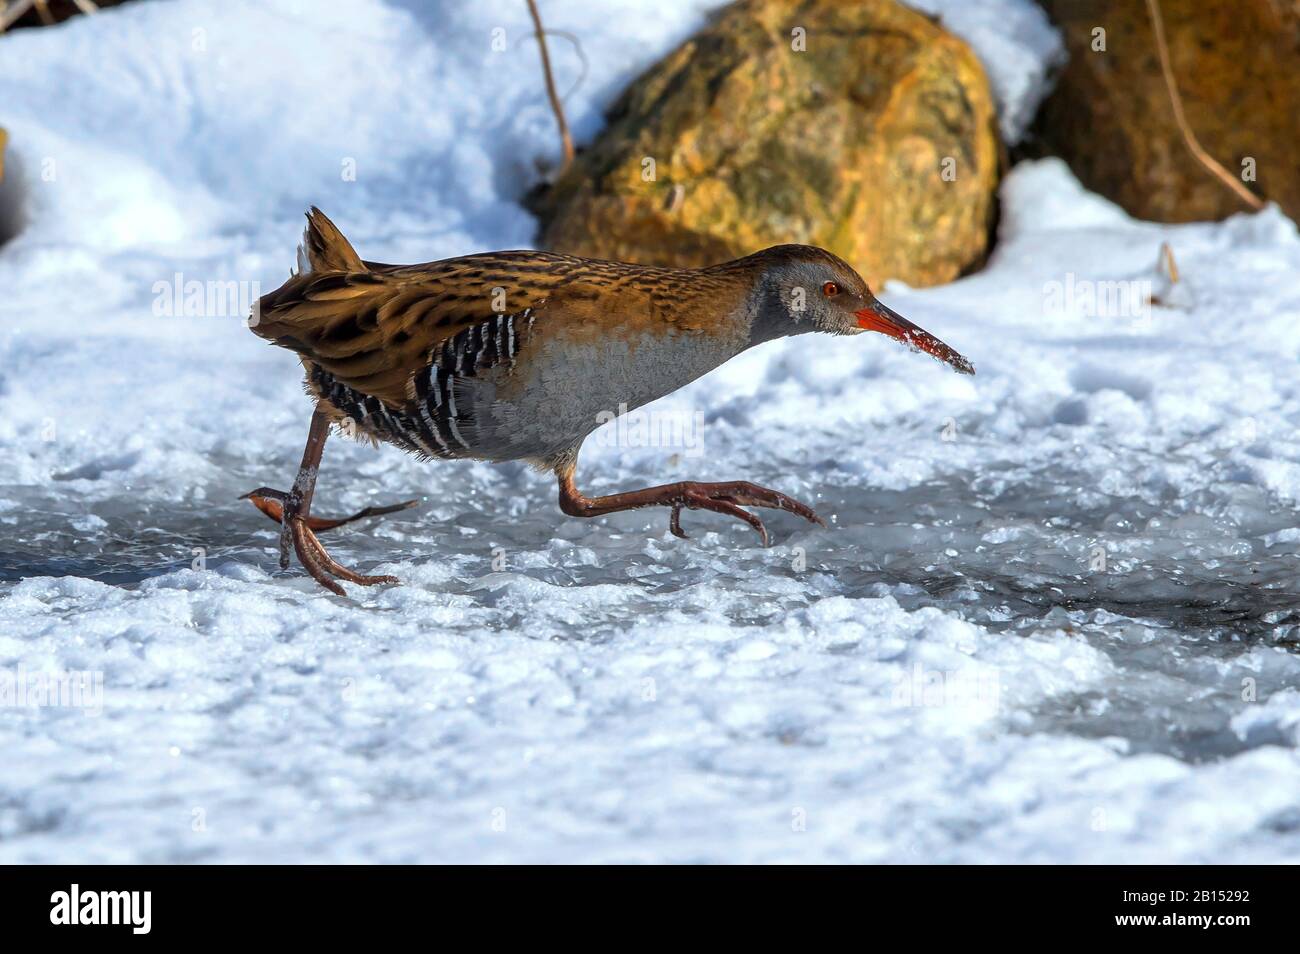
[
  {"xmin": 557, "ymin": 466, "xmax": 824, "ymax": 547},
  {"xmin": 241, "ymin": 407, "xmax": 408, "ymax": 594}
]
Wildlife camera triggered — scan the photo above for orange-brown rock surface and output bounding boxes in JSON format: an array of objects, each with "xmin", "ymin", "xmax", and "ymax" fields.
[
  {"xmin": 1035, "ymin": 0, "xmax": 1299, "ymax": 222},
  {"xmin": 535, "ymin": 0, "xmax": 1000, "ymax": 289}
]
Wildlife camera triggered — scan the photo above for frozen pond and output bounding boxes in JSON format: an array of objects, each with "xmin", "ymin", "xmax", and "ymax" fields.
[{"xmin": 6, "ymin": 429, "xmax": 1299, "ymax": 780}]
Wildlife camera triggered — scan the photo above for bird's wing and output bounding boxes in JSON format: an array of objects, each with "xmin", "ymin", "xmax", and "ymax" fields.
[{"xmin": 252, "ymin": 264, "xmax": 560, "ymax": 409}]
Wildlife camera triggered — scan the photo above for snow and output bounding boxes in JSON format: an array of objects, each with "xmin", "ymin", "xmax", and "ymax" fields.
[{"xmin": 2, "ymin": 0, "xmax": 1299, "ymax": 864}]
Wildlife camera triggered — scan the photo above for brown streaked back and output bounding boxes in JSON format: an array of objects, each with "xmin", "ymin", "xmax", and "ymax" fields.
[{"xmin": 251, "ymin": 213, "xmax": 767, "ymax": 410}]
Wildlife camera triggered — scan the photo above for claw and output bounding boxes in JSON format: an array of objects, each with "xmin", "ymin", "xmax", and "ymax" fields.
[
  {"xmin": 669, "ymin": 505, "xmax": 689, "ymax": 539},
  {"xmin": 668, "ymin": 482, "xmax": 819, "ymax": 546},
  {"xmin": 559, "ymin": 471, "xmax": 823, "ymax": 552},
  {"xmin": 682, "ymin": 490, "xmax": 770, "ymax": 547},
  {"xmin": 243, "ymin": 485, "xmax": 406, "ymax": 594},
  {"xmin": 717, "ymin": 482, "xmax": 826, "ymax": 528},
  {"xmin": 297, "ymin": 523, "xmax": 398, "ymax": 586},
  {"xmin": 291, "ymin": 518, "xmax": 346, "ymax": 597},
  {"xmin": 248, "ymin": 408, "xmax": 406, "ymax": 594}
]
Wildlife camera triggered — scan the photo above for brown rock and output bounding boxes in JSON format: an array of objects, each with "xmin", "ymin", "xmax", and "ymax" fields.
[
  {"xmin": 534, "ymin": 0, "xmax": 1000, "ymax": 289},
  {"xmin": 1035, "ymin": 0, "xmax": 1297, "ymax": 222}
]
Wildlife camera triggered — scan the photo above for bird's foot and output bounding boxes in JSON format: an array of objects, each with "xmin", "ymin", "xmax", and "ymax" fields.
[
  {"xmin": 668, "ymin": 480, "xmax": 825, "ymax": 547},
  {"xmin": 241, "ymin": 487, "xmax": 412, "ymax": 595},
  {"xmin": 562, "ymin": 471, "xmax": 825, "ymax": 549}
]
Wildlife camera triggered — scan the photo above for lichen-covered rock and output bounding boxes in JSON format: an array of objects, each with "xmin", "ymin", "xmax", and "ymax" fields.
[
  {"xmin": 1035, "ymin": 0, "xmax": 1299, "ymax": 222},
  {"xmin": 534, "ymin": 0, "xmax": 1000, "ymax": 288}
]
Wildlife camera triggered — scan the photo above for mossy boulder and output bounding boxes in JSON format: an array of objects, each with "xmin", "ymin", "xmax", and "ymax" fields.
[
  {"xmin": 1035, "ymin": 0, "xmax": 1299, "ymax": 222},
  {"xmin": 534, "ymin": 0, "xmax": 1000, "ymax": 289}
]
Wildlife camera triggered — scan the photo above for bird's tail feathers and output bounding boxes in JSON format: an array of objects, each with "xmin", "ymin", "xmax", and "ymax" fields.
[{"xmin": 294, "ymin": 206, "xmax": 365, "ymax": 275}]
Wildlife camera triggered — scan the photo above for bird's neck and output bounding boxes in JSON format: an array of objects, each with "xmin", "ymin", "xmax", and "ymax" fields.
[
  {"xmin": 740, "ymin": 275, "xmax": 794, "ymax": 349},
  {"xmin": 680, "ymin": 253, "xmax": 787, "ymax": 352}
]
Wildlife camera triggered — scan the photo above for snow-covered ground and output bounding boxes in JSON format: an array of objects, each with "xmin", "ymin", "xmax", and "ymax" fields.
[{"xmin": 2, "ymin": 0, "xmax": 1299, "ymax": 863}]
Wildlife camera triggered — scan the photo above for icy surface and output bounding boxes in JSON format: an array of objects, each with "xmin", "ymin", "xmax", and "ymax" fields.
[
  {"xmin": 1, "ymin": 1, "xmax": 1299, "ymax": 863},
  {"xmin": 900, "ymin": 0, "xmax": 1065, "ymax": 144}
]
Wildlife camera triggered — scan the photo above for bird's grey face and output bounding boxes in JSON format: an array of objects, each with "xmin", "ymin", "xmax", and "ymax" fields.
[
  {"xmin": 767, "ymin": 253, "xmax": 975, "ymax": 375},
  {"xmin": 774, "ymin": 257, "xmax": 873, "ymax": 336}
]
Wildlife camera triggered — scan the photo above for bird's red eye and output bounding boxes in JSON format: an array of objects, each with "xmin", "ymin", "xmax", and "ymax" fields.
[{"xmin": 823, "ymin": 281, "xmax": 839, "ymax": 297}]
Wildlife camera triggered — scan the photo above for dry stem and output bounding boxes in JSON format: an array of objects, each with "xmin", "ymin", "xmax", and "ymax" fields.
[
  {"xmin": 1145, "ymin": 0, "xmax": 1264, "ymax": 211},
  {"xmin": 525, "ymin": 0, "xmax": 574, "ymax": 176}
]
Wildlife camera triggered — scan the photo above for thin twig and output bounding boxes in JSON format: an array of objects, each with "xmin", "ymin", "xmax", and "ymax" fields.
[
  {"xmin": 540, "ymin": 28, "xmax": 589, "ymax": 103},
  {"xmin": 525, "ymin": 0, "xmax": 574, "ymax": 175},
  {"xmin": 2, "ymin": 0, "xmax": 96, "ymax": 32},
  {"xmin": 0, "ymin": 0, "xmax": 37, "ymax": 31},
  {"xmin": 1145, "ymin": 0, "xmax": 1264, "ymax": 211},
  {"xmin": 1159, "ymin": 242, "xmax": 1179, "ymax": 284}
]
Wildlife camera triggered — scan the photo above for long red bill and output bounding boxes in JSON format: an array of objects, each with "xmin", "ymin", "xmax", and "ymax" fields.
[{"xmin": 855, "ymin": 301, "xmax": 975, "ymax": 375}]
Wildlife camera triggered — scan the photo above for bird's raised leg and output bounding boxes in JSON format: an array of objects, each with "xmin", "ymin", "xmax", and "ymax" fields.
[
  {"xmin": 242, "ymin": 407, "xmax": 412, "ymax": 594},
  {"xmin": 557, "ymin": 462, "xmax": 824, "ymax": 547}
]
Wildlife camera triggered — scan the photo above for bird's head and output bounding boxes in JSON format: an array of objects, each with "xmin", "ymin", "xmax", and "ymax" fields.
[{"xmin": 750, "ymin": 245, "xmax": 974, "ymax": 375}]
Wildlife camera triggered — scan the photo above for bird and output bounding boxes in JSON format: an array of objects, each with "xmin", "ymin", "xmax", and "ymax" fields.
[{"xmin": 243, "ymin": 208, "xmax": 974, "ymax": 595}]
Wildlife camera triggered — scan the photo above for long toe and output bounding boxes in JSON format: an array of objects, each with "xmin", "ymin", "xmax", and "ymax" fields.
[
  {"xmin": 244, "ymin": 492, "xmax": 418, "ymax": 532},
  {"xmin": 684, "ymin": 491, "xmax": 769, "ymax": 547},
  {"xmin": 791, "ymin": 501, "xmax": 827, "ymax": 528},
  {"xmin": 298, "ymin": 523, "xmax": 400, "ymax": 589},
  {"xmin": 352, "ymin": 573, "xmax": 400, "ymax": 586},
  {"xmin": 720, "ymin": 482, "xmax": 825, "ymax": 527},
  {"xmin": 303, "ymin": 499, "xmax": 420, "ymax": 532}
]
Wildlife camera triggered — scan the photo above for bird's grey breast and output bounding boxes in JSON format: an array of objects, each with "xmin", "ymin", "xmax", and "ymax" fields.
[{"xmin": 478, "ymin": 323, "xmax": 747, "ymax": 462}]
